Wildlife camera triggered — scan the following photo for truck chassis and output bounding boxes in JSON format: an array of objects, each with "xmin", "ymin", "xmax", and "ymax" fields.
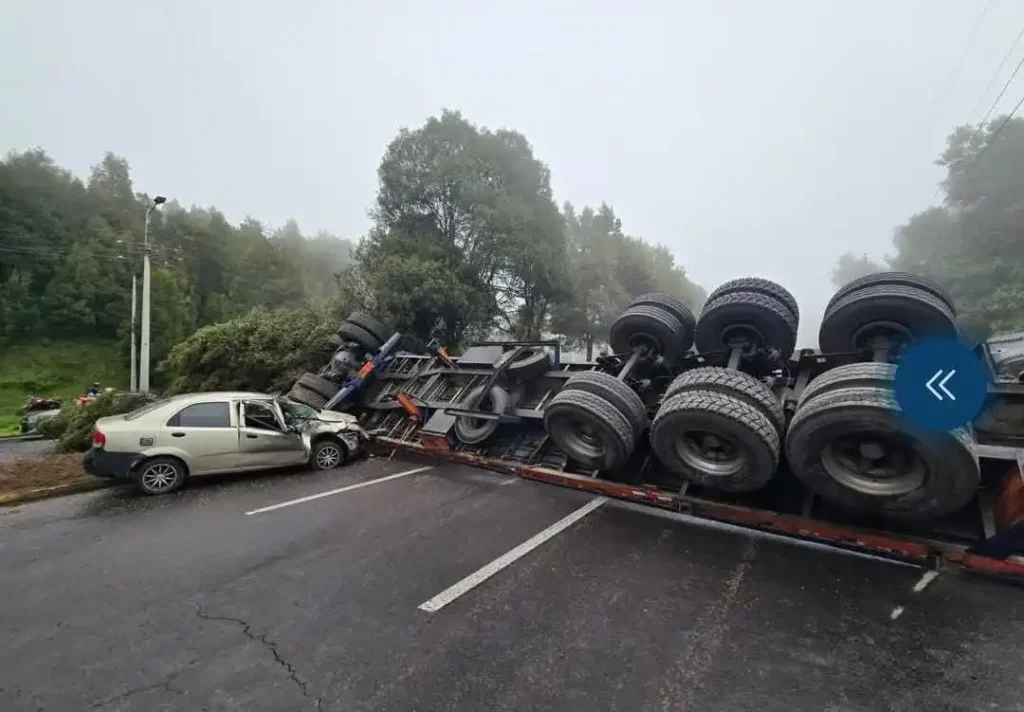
[{"xmin": 289, "ymin": 274, "xmax": 1024, "ymax": 584}]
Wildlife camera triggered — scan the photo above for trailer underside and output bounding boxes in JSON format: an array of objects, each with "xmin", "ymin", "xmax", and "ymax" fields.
[{"xmin": 353, "ymin": 347, "xmax": 1024, "ymax": 584}]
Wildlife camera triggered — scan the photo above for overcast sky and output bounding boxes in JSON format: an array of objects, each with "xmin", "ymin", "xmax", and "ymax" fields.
[{"xmin": 3, "ymin": 0, "xmax": 1023, "ymax": 346}]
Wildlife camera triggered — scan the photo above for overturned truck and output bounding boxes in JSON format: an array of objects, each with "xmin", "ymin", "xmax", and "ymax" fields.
[{"xmin": 287, "ymin": 272, "xmax": 1024, "ymax": 582}]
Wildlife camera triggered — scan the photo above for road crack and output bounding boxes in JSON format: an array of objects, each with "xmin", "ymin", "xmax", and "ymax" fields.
[
  {"xmin": 196, "ymin": 606, "xmax": 323, "ymax": 711},
  {"xmin": 89, "ymin": 658, "xmax": 196, "ymax": 709}
]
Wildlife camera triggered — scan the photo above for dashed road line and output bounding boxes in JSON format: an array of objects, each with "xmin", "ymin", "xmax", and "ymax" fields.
[
  {"xmin": 245, "ymin": 466, "xmax": 433, "ymax": 515},
  {"xmin": 912, "ymin": 570, "xmax": 939, "ymax": 593},
  {"xmin": 417, "ymin": 496, "xmax": 608, "ymax": 613}
]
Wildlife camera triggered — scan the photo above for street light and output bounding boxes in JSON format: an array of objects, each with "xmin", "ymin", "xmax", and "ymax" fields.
[{"xmin": 138, "ymin": 195, "xmax": 167, "ymax": 393}]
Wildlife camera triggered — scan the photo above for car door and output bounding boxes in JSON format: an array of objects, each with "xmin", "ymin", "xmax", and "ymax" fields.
[
  {"xmin": 237, "ymin": 399, "xmax": 308, "ymax": 469},
  {"xmin": 159, "ymin": 400, "xmax": 240, "ymax": 474}
]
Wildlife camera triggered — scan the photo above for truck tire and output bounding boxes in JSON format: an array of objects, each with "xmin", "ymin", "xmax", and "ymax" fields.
[
  {"xmin": 650, "ymin": 390, "xmax": 779, "ymax": 492},
  {"xmin": 563, "ymin": 371, "xmax": 648, "ymax": 438},
  {"xmin": 338, "ymin": 322, "xmax": 383, "ymax": 352},
  {"xmin": 544, "ymin": 388, "xmax": 636, "ymax": 470},
  {"xmin": 609, "ymin": 305, "xmax": 688, "ymax": 364},
  {"xmin": 288, "ymin": 383, "xmax": 327, "ymax": 410},
  {"xmin": 818, "ymin": 284, "xmax": 958, "ymax": 353},
  {"xmin": 454, "ymin": 385, "xmax": 510, "ymax": 445},
  {"xmin": 346, "ymin": 310, "xmax": 391, "ymax": 343},
  {"xmin": 627, "ymin": 293, "xmax": 696, "ymax": 349},
  {"xmin": 327, "ymin": 333, "xmax": 344, "ymax": 350},
  {"xmin": 706, "ymin": 278, "xmax": 800, "ymax": 322},
  {"xmin": 505, "ymin": 347, "xmax": 552, "ymax": 382},
  {"xmin": 665, "ymin": 367, "xmax": 785, "ymax": 435},
  {"xmin": 695, "ymin": 291, "xmax": 798, "ymax": 360},
  {"xmin": 827, "ymin": 271, "xmax": 954, "ymax": 314},
  {"xmin": 797, "ymin": 362, "xmax": 896, "ymax": 408},
  {"xmin": 296, "ymin": 372, "xmax": 339, "ymax": 400},
  {"xmin": 785, "ymin": 386, "xmax": 979, "ymax": 520}
]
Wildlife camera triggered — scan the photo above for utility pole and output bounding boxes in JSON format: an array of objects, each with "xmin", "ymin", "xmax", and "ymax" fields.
[
  {"xmin": 129, "ymin": 274, "xmax": 138, "ymax": 392},
  {"xmin": 139, "ymin": 195, "xmax": 166, "ymax": 393}
]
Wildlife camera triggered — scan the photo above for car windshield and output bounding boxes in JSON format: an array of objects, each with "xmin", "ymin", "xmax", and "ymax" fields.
[{"xmin": 278, "ymin": 397, "xmax": 319, "ymax": 421}]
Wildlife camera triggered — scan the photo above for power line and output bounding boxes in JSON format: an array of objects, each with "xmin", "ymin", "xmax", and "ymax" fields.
[
  {"xmin": 971, "ymin": 49, "xmax": 1024, "ymax": 134},
  {"xmin": 971, "ymin": 89, "xmax": 1024, "ymax": 165},
  {"xmin": 931, "ymin": 0, "xmax": 996, "ymax": 110},
  {"xmin": 965, "ymin": 25, "xmax": 1024, "ymax": 123}
]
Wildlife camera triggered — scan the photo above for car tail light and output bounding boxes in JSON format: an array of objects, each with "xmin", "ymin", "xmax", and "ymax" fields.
[{"xmin": 92, "ymin": 430, "xmax": 106, "ymax": 448}]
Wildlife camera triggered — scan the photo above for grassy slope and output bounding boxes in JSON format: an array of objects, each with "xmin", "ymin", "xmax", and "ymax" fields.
[{"xmin": 0, "ymin": 340, "xmax": 127, "ymax": 436}]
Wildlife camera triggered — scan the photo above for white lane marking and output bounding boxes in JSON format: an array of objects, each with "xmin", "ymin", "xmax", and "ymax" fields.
[
  {"xmin": 912, "ymin": 570, "xmax": 939, "ymax": 593},
  {"xmin": 417, "ymin": 497, "xmax": 608, "ymax": 613},
  {"xmin": 890, "ymin": 606, "xmax": 904, "ymax": 620},
  {"xmin": 245, "ymin": 466, "xmax": 433, "ymax": 515}
]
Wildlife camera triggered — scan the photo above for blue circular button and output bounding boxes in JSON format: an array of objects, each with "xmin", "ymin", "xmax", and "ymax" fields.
[{"xmin": 893, "ymin": 337, "xmax": 989, "ymax": 431}]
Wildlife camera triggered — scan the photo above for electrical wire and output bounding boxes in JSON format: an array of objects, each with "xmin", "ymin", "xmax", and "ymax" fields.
[
  {"xmin": 964, "ymin": 25, "xmax": 1024, "ymax": 124},
  {"xmin": 931, "ymin": 0, "xmax": 996, "ymax": 111},
  {"xmin": 970, "ymin": 88, "xmax": 1024, "ymax": 165}
]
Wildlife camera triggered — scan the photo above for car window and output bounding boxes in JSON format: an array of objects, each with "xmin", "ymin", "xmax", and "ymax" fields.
[
  {"xmin": 243, "ymin": 401, "xmax": 281, "ymax": 431},
  {"xmin": 123, "ymin": 398, "xmax": 171, "ymax": 421},
  {"xmin": 167, "ymin": 402, "xmax": 231, "ymax": 428}
]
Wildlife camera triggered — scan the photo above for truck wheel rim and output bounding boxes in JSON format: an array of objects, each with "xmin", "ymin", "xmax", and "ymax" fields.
[
  {"xmin": 556, "ymin": 418, "xmax": 607, "ymax": 460},
  {"xmin": 821, "ymin": 434, "xmax": 925, "ymax": 496},
  {"xmin": 142, "ymin": 463, "xmax": 178, "ymax": 492},
  {"xmin": 316, "ymin": 445, "xmax": 341, "ymax": 468},
  {"xmin": 675, "ymin": 430, "xmax": 745, "ymax": 476}
]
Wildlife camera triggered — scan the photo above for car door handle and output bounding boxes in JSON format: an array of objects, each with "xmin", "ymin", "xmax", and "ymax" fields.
[
  {"xmin": 171, "ymin": 432, "xmax": 186, "ymax": 438},
  {"xmin": 246, "ymin": 434, "xmax": 258, "ymax": 439}
]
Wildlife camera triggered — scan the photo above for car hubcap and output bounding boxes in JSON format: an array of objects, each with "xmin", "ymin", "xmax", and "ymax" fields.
[
  {"xmin": 142, "ymin": 463, "xmax": 178, "ymax": 492},
  {"xmin": 822, "ymin": 433, "xmax": 926, "ymax": 496},
  {"xmin": 317, "ymin": 446, "xmax": 341, "ymax": 468}
]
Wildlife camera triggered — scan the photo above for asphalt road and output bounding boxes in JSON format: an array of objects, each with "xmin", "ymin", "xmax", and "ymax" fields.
[{"xmin": 2, "ymin": 454, "xmax": 1024, "ymax": 712}]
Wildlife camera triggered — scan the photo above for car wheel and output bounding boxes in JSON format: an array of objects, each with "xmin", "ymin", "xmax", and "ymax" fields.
[
  {"xmin": 310, "ymin": 438, "xmax": 347, "ymax": 470},
  {"xmin": 134, "ymin": 457, "xmax": 186, "ymax": 496}
]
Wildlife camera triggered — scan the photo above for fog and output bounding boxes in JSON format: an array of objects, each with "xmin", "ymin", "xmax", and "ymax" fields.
[{"xmin": 3, "ymin": 0, "xmax": 1022, "ymax": 346}]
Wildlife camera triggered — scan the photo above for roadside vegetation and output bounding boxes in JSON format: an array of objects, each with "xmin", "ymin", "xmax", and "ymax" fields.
[
  {"xmin": 0, "ymin": 340, "xmax": 126, "ymax": 437},
  {"xmin": 1, "ymin": 110, "xmax": 1022, "ymax": 497}
]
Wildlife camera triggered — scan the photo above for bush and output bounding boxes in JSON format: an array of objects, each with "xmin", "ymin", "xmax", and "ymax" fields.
[
  {"xmin": 42, "ymin": 391, "xmax": 157, "ymax": 453},
  {"xmin": 157, "ymin": 303, "xmax": 349, "ymax": 396}
]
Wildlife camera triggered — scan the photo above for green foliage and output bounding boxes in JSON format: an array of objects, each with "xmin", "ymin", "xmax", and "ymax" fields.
[
  {"xmin": 831, "ymin": 252, "xmax": 885, "ymax": 289},
  {"xmin": 361, "ymin": 110, "xmax": 569, "ymax": 346},
  {"xmin": 159, "ymin": 303, "xmax": 349, "ymax": 395},
  {"xmin": 0, "ymin": 149, "xmax": 355, "ymax": 357},
  {"xmin": 41, "ymin": 390, "xmax": 157, "ymax": 453},
  {"xmin": 0, "ymin": 340, "xmax": 127, "ymax": 432},
  {"xmin": 550, "ymin": 203, "xmax": 705, "ymax": 359},
  {"xmin": 888, "ymin": 116, "xmax": 1024, "ymax": 338}
]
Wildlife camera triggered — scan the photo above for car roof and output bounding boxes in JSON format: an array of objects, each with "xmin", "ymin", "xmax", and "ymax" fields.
[{"xmin": 166, "ymin": 391, "xmax": 276, "ymax": 403}]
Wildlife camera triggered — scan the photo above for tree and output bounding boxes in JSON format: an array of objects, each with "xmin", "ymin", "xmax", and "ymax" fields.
[
  {"xmin": 364, "ymin": 110, "xmax": 568, "ymax": 346},
  {"xmin": 550, "ymin": 202, "xmax": 705, "ymax": 359},
  {"xmin": 831, "ymin": 252, "xmax": 885, "ymax": 289},
  {"xmin": 889, "ymin": 115, "xmax": 1024, "ymax": 337}
]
